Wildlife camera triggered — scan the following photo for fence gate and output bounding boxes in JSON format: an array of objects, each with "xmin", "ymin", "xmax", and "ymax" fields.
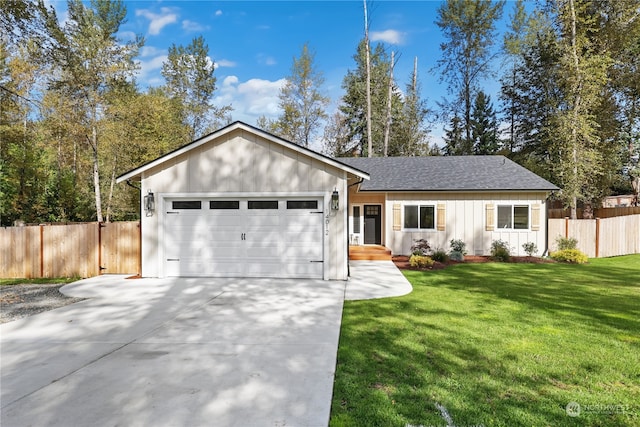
[{"xmin": 0, "ymin": 221, "xmax": 141, "ymax": 279}]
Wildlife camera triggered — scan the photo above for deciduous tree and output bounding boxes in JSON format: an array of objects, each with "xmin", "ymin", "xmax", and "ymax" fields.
[
  {"xmin": 162, "ymin": 35, "xmax": 232, "ymax": 142},
  {"xmin": 435, "ymin": 0, "xmax": 504, "ymax": 154},
  {"xmin": 42, "ymin": 0, "xmax": 142, "ymax": 222},
  {"xmin": 271, "ymin": 43, "xmax": 329, "ymax": 147}
]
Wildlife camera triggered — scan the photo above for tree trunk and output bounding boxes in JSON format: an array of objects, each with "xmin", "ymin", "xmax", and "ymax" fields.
[
  {"xmin": 383, "ymin": 51, "xmax": 394, "ymax": 157},
  {"xmin": 364, "ymin": 0, "xmax": 373, "ymax": 157},
  {"xmin": 90, "ymin": 124, "xmax": 103, "ymax": 222},
  {"xmin": 569, "ymin": 0, "xmax": 580, "ymax": 220},
  {"xmin": 105, "ymin": 154, "xmax": 117, "ymax": 223}
]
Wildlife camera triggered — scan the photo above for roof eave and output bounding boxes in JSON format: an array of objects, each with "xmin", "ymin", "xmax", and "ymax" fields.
[{"xmin": 357, "ymin": 187, "xmax": 559, "ymax": 192}]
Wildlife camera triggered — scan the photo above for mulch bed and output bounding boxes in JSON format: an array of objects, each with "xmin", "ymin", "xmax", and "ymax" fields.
[{"xmin": 393, "ymin": 255, "xmax": 555, "ymax": 271}]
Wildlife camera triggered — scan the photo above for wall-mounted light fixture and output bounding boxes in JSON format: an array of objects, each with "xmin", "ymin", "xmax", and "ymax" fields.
[
  {"xmin": 144, "ymin": 191, "xmax": 155, "ymax": 216},
  {"xmin": 331, "ymin": 189, "xmax": 339, "ymax": 211}
]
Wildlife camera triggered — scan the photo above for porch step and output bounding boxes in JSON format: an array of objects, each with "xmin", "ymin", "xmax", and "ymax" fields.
[{"xmin": 349, "ymin": 245, "xmax": 392, "ymax": 261}]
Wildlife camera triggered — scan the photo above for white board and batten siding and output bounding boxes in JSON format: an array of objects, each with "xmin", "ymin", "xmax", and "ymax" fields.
[
  {"xmin": 383, "ymin": 192, "xmax": 550, "ymax": 257},
  {"xmin": 139, "ymin": 128, "xmax": 349, "ymax": 280}
]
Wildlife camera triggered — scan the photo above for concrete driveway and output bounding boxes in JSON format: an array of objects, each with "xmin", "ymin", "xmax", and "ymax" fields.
[{"xmin": 1, "ymin": 262, "xmax": 411, "ymax": 427}]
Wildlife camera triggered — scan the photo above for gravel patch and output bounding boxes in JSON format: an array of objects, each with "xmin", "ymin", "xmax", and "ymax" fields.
[{"xmin": 0, "ymin": 284, "xmax": 86, "ymax": 324}]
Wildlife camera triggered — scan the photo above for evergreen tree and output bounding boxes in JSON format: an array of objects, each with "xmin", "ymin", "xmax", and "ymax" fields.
[
  {"xmin": 443, "ymin": 115, "xmax": 465, "ymax": 156},
  {"xmin": 500, "ymin": 0, "xmax": 528, "ymax": 154},
  {"xmin": 471, "ymin": 91, "xmax": 500, "ymax": 154},
  {"xmin": 339, "ymin": 40, "xmax": 405, "ymax": 156},
  {"xmin": 394, "ymin": 57, "xmax": 433, "ymax": 156}
]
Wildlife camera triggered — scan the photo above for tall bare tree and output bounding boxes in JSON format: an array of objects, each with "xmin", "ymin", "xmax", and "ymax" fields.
[{"xmin": 363, "ymin": 0, "xmax": 373, "ymax": 157}]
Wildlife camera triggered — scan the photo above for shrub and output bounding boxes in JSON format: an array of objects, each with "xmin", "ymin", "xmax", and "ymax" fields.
[
  {"xmin": 522, "ymin": 242, "xmax": 538, "ymax": 257},
  {"xmin": 449, "ymin": 251, "xmax": 465, "ymax": 262},
  {"xmin": 550, "ymin": 249, "xmax": 588, "ymax": 264},
  {"xmin": 490, "ymin": 240, "xmax": 511, "ymax": 262},
  {"xmin": 449, "ymin": 239, "xmax": 467, "ymax": 255},
  {"xmin": 411, "ymin": 239, "xmax": 431, "ymax": 256},
  {"xmin": 431, "ymin": 248, "xmax": 449, "ymax": 263},
  {"xmin": 556, "ymin": 236, "xmax": 578, "ymax": 251},
  {"xmin": 409, "ymin": 255, "xmax": 435, "ymax": 268}
]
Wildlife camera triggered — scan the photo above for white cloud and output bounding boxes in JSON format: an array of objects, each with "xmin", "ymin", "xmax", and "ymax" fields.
[
  {"xmin": 222, "ymin": 76, "xmax": 239, "ymax": 87},
  {"xmin": 215, "ymin": 10, "xmax": 223, "ymax": 16},
  {"xmin": 182, "ymin": 19, "xmax": 210, "ymax": 32},
  {"xmin": 214, "ymin": 76, "xmax": 286, "ymax": 123},
  {"xmin": 214, "ymin": 59, "xmax": 237, "ymax": 69},
  {"xmin": 136, "ymin": 7, "xmax": 178, "ymax": 35},
  {"xmin": 370, "ymin": 29, "xmax": 405, "ymax": 45}
]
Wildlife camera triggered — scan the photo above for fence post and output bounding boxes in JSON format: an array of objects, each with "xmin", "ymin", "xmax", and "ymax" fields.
[
  {"xmin": 595, "ymin": 218, "xmax": 600, "ymax": 258},
  {"xmin": 98, "ymin": 222, "xmax": 103, "ymax": 275},
  {"xmin": 138, "ymin": 221, "xmax": 142, "ymax": 277},
  {"xmin": 565, "ymin": 217, "xmax": 569, "ymax": 238},
  {"xmin": 39, "ymin": 224, "xmax": 44, "ymax": 278}
]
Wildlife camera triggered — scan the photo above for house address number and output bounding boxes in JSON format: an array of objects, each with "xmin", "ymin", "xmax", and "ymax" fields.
[{"xmin": 325, "ymin": 214, "xmax": 330, "ymax": 236}]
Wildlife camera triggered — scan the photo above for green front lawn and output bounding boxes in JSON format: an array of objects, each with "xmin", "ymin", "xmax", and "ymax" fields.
[{"xmin": 331, "ymin": 255, "xmax": 640, "ymax": 427}]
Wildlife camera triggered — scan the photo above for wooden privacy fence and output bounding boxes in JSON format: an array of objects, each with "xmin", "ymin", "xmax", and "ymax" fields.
[
  {"xmin": 548, "ymin": 215, "xmax": 640, "ymax": 258},
  {"xmin": 548, "ymin": 206, "xmax": 640, "ymax": 219},
  {"xmin": 0, "ymin": 222, "xmax": 140, "ymax": 279}
]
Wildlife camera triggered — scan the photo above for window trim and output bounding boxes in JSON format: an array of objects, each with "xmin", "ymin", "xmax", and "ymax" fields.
[
  {"xmin": 352, "ymin": 205, "xmax": 361, "ymax": 234},
  {"xmin": 496, "ymin": 204, "xmax": 530, "ymax": 230},
  {"xmin": 403, "ymin": 203, "xmax": 436, "ymax": 230}
]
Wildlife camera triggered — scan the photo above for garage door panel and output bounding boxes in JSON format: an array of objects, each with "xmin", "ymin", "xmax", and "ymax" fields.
[
  {"xmin": 283, "ymin": 229, "xmax": 322, "ymax": 242},
  {"xmin": 246, "ymin": 218, "xmax": 280, "ymax": 229},
  {"xmin": 164, "ymin": 197, "xmax": 323, "ymax": 278},
  {"xmin": 282, "ymin": 244, "xmax": 323, "ymax": 259},
  {"xmin": 179, "ymin": 259, "xmax": 246, "ymax": 277}
]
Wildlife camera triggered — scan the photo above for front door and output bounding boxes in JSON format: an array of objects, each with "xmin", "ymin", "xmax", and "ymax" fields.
[{"xmin": 364, "ymin": 204, "xmax": 382, "ymax": 245}]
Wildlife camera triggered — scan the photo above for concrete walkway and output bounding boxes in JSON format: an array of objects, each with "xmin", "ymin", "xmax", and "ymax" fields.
[
  {"xmin": 1, "ymin": 262, "xmax": 411, "ymax": 427},
  {"xmin": 346, "ymin": 261, "xmax": 413, "ymax": 301}
]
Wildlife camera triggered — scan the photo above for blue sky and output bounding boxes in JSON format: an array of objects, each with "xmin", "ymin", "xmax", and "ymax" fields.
[{"xmin": 51, "ymin": 0, "xmax": 521, "ymax": 146}]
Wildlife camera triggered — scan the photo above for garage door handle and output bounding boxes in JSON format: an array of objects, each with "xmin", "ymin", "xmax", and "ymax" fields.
[{"xmin": 310, "ymin": 260, "xmax": 324, "ymax": 263}]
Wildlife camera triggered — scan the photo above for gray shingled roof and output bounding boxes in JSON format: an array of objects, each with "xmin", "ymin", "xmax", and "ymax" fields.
[{"xmin": 337, "ymin": 156, "xmax": 559, "ymax": 192}]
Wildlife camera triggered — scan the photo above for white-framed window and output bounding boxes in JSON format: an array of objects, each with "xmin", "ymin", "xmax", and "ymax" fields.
[
  {"xmin": 404, "ymin": 204, "xmax": 435, "ymax": 229},
  {"xmin": 497, "ymin": 204, "xmax": 529, "ymax": 229}
]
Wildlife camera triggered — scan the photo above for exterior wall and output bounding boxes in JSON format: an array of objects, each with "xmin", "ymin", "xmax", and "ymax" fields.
[
  {"xmin": 349, "ymin": 190, "xmax": 550, "ymax": 257},
  {"xmin": 140, "ymin": 128, "xmax": 349, "ymax": 280}
]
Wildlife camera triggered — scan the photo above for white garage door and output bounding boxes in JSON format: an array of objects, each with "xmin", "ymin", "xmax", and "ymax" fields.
[{"xmin": 163, "ymin": 198, "xmax": 324, "ymax": 278}]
